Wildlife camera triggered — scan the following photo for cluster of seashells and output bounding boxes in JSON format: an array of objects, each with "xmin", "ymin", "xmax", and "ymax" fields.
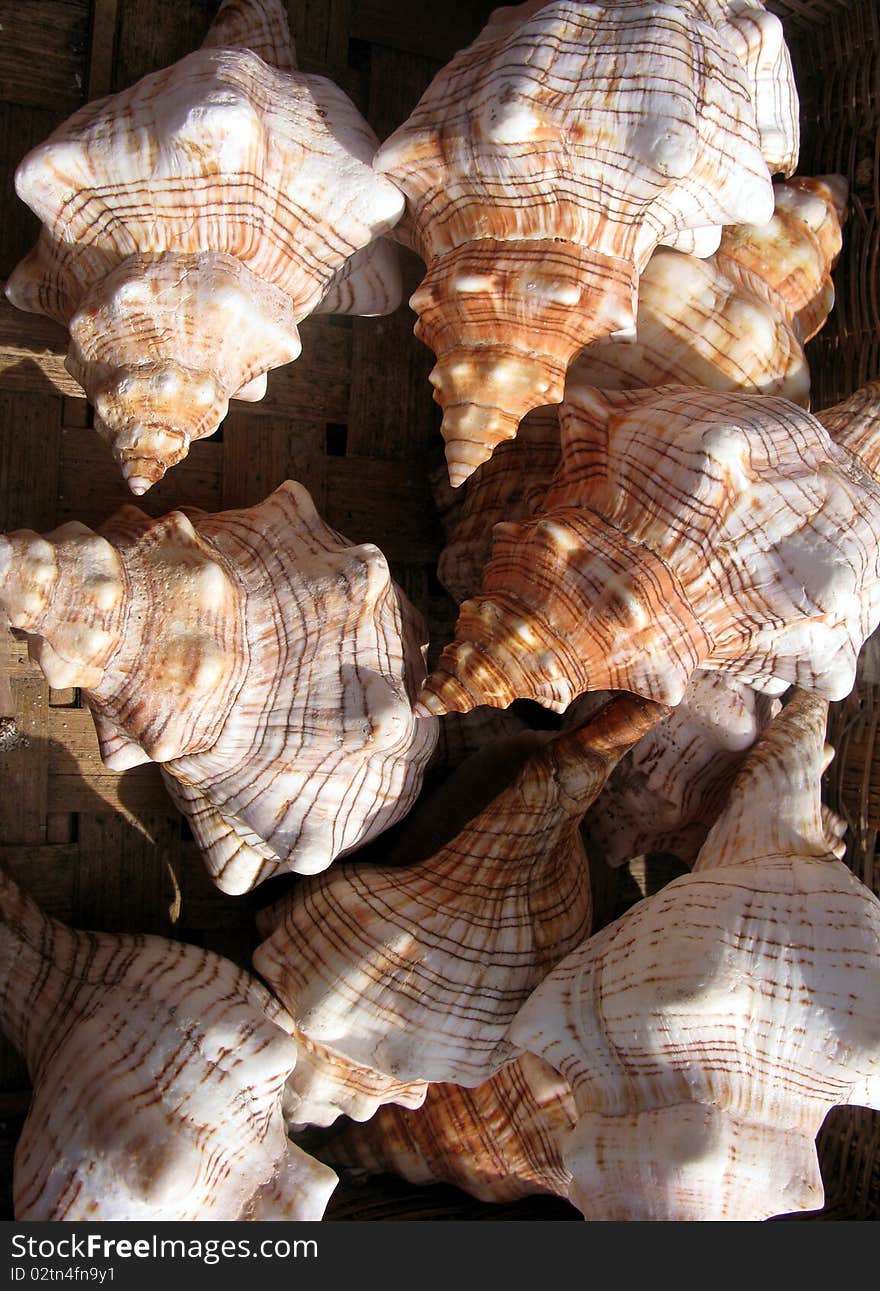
[{"xmin": 1, "ymin": 0, "xmax": 880, "ymax": 1222}]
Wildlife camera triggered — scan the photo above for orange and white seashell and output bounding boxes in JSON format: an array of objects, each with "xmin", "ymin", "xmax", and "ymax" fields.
[
  {"xmin": 421, "ymin": 384, "xmax": 880, "ymax": 716},
  {"xmin": 818, "ymin": 380, "xmax": 880, "ymax": 481},
  {"xmin": 252, "ymin": 693, "xmax": 666, "ymax": 1124},
  {"xmin": 5, "ymin": 0, "xmax": 404, "ymax": 493},
  {"xmin": 511, "ymin": 691, "xmax": 880, "ymax": 1221},
  {"xmin": 435, "ymin": 173, "xmax": 845, "ymax": 605},
  {"xmin": 376, "ymin": 0, "xmax": 781, "ymax": 487},
  {"xmin": 0, "ymin": 868, "xmax": 337, "ymax": 1221},
  {"xmin": 0, "ymin": 482, "xmax": 437, "ymax": 894},
  {"xmin": 436, "ymin": 410, "xmax": 560, "ymax": 604},
  {"xmin": 574, "ymin": 174, "xmax": 846, "ymax": 407},
  {"xmin": 571, "ymin": 671, "xmax": 780, "ymax": 868},
  {"xmin": 321, "ymin": 1052, "xmax": 576, "ymax": 1203}
]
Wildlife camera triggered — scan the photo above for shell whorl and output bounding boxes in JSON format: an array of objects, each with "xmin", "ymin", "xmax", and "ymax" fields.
[
  {"xmin": 0, "ymin": 868, "xmax": 338, "ymax": 1220},
  {"xmin": 421, "ymin": 385, "xmax": 880, "ymax": 716},
  {"xmin": 510, "ymin": 698, "xmax": 880, "ymax": 1221},
  {"xmin": 5, "ymin": 0, "xmax": 404, "ymax": 490},
  {"xmin": 1, "ymin": 483, "xmax": 437, "ymax": 894},
  {"xmin": 253, "ymin": 692, "xmax": 666, "ymax": 1105},
  {"xmin": 377, "ymin": 0, "xmax": 777, "ymax": 485}
]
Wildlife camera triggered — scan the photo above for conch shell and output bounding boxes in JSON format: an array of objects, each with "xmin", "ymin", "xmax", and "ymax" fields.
[
  {"xmin": 0, "ymin": 482, "xmax": 437, "ymax": 894},
  {"xmin": 511, "ymin": 691, "xmax": 880, "ymax": 1220},
  {"xmin": 5, "ymin": 0, "xmax": 404, "ymax": 492},
  {"xmin": 435, "ymin": 173, "xmax": 846, "ymax": 605},
  {"xmin": 572, "ymin": 671, "xmax": 781, "ymax": 868},
  {"xmin": 421, "ymin": 384, "xmax": 880, "ymax": 715},
  {"xmin": 0, "ymin": 868, "xmax": 337, "ymax": 1221},
  {"xmin": 574, "ymin": 174, "xmax": 846, "ymax": 406},
  {"xmin": 321, "ymin": 1052, "xmax": 576, "ymax": 1204},
  {"xmin": 253, "ymin": 693, "xmax": 666, "ymax": 1124},
  {"xmin": 818, "ymin": 380, "xmax": 880, "ymax": 480},
  {"xmin": 377, "ymin": 0, "xmax": 784, "ymax": 486}
]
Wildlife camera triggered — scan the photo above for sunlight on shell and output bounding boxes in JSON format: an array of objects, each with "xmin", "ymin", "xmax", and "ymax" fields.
[
  {"xmin": 5, "ymin": 0, "xmax": 403, "ymax": 490},
  {"xmin": 0, "ymin": 483, "xmax": 438, "ymax": 893},
  {"xmin": 377, "ymin": 0, "xmax": 783, "ymax": 486},
  {"xmin": 511, "ymin": 692, "xmax": 880, "ymax": 1221},
  {"xmin": 0, "ymin": 868, "xmax": 337, "ymax": 1221},
  {"xmin": 421, "ymin": 386, "xmax": 880, "ymax": 716}
]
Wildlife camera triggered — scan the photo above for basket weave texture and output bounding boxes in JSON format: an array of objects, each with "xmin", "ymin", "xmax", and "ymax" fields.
[{"xmin": 0, "ymin": 0, "xmax": 877, "ymax": 1221}]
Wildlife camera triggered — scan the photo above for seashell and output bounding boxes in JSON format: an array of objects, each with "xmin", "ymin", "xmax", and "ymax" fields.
[
  {"xmin": 511, "ymin": 691, "xmax": 880, "ymax": 1221},
  {"xmin": 376, "ymin": 0, "xmax": 780, "ymax": 486},
  {"xmin": 0, "ymin": 482, "xmax": 437, "ymax": 894},
  {"xmin": 420, "ymin": 384, "xmax": 880, "ymax": 716},
  {"xmin": 435, "ymin": 172, "xmax": 845, "ymax": 606},
  {"xmin": 436, "ymin": 410, "xmax": 560, "ymax": 604},
  {"xmin": 321, "ymin": 1052, "xmax": 576, "ymax": 1203},
  {"xmin": 574, "ymin": 174, "xmax": 846, "ymax": 408},
  {"xmin": 571, "ymin": 671, "xmax": 780, "ymax": 868},
  {"xmin": 5, "ymin": 0, "xmax": 404, "ymax": 493},
  {"xmin": 818, "ymin": 380, "xmax": 880, "ymax": 481},
  {"xmin": 0, "ymin": 867, "xmax": 338, "ymax": 1221},
  {"xmin": 712, "ymin": 173, "xmax": 847, "ymax": 344},
  {"xmin": 253, "ymin": 693, "xmax": 667, "ymax": 1124}
]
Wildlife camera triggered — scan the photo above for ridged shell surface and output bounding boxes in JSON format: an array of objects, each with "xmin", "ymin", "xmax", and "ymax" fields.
[
  {"xmin": 421, "ymin": 385, "xmax": 880, "ymax": 715},
  {"xmin": 572, "ymin": 671, "xmax": 780, "ymax": 867},
  {"xmin": 0, "ymin": 482, "xmax": 438, "ymax": 894},
  {"xmin": 5, "ymin": 0, "xmax": 403, "ymax": 491},
  {"xmin": 253, "ymin": 694, "xmax": 666, "ymax": 1120},
  {"xmin": 511, "ymin": 692, "xmax": 880, "ymax": 1221},
  {"xmin": 322, "ymin": 1052, "xmax": 576, "ymax": 1203},
  {"xmin": 0, "ymin": 869, "xmax": 337, "ymax": 1221},
  {"xmin": 376, "ymin": 0, "xmax": 778, "ymax": 486}
]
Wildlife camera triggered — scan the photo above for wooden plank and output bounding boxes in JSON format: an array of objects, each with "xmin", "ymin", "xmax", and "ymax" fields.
[
  {"xmin": 87, "ymin": 0, "xmax": 121, "ymax": 99},
  {"xmin": 75, "ymin": 811, "xmax": 183, "ymax": 934},
  {"xmin": 288, "ymin": 0, "xmax": 351, "ymax": 73},
  {"xmin": 0, "ymin": 674, "xmax": 50, "ymax": 844},
  {"xmin": 347, "ymin": 251, "xmax": 438, "ymax": 461},
  {"xmin": 113, "ymin": 0, "xmax": 212, "ymax": 90},
  {"xmin": 0, "ymin": 844, "xmax": 79, "ymax": 921},
  {"xmin": 350, "ymin": 0, "xmax": 495, "ymax": 62},
  {"xmin": 0, "ymin": 293, "xmax": 76, "ymax": 394},
  {"xmin": 221, "ymin": 409, "xmax": 326, "ymax": 511},
  {"xmin": 362, "ymin": 40, "xmax": 437, "ymax": 141},
  {"xmin": 0, "ymin": 630, "xmax": 34, "ymax": 679},
  {"xmin": 324, "ymin": 454, "xmax": 443, "ymax": 561},
  {"xmin": 259, "ymin": 316, "xmax": 352, "ymax": 423},
  {"xmin": 0, "ymin": 106, "xmax": 68, "ymax": 280},
  {"xmin": 0, "ymin": 1, "xmax": 89, "ymax": 111},
  {"xmin": 0, "ymin": 388, "xmax": 62, "ymax": 530},
  {"xmin": 49, "ymin": 767, "xmax": 170, "ymax": 816}
]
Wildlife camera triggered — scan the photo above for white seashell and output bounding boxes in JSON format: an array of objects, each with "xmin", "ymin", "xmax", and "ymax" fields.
[
  {"xmin": 0, "ymin": 867, "xmax": 337, "ymax": 1221},
  {"xmin": 5, "ymin": 0, "xmax": 404, "ymax": 492},
  {"xmin": 421, "ymin": 385, "xmax": 880, "ymax": 716},
  {"xmin": 376, "ymin": 0, "xmax": 779, "ymax": 486},
  {"xmin": 511, "ymin": 692, "xmax": 880, "ymax": 1221},
  {"xmin": 0, "ymin": 483, "xmax": 437, "ymax": 894},
  {"xmin": 818, "ymin": 380, "xmax": 880, "ymax": 482},
  {"xmin": 571, "ymin": 671, "xmax": 780, "ymax": 868},
  {"xmin": 253, "ymin": 694, "xmax": 667, "ymax": 1122}
]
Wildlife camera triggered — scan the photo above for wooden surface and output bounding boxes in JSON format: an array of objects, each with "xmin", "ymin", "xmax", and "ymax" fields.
[{"xmin": 0, "ymin": 0, "xmax": 878, "ymax": 1222}]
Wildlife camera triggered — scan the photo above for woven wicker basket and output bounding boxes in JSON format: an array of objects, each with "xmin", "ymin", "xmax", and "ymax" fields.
[{"xmin": 0, "ymin": 0, "xmax": 877, "ymax": 1221}]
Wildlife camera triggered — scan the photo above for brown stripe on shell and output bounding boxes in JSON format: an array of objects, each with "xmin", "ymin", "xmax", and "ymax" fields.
[
  {"xmin": 421, "ymin": 386, "xmax": 880, "ymax": 716},
  {"xmin": 253, "ymin": 694, "xmax": 666, "ymax": 1111},
  {"xmin": 0, "ymin": 868, "xmax": 337, "ymax": 1220},
  {"xmin": 376, "ymin": 0, "xmax": 783, "ymax": 485},
  {"xmin": 511, "ymin": 693, "xmax": 880, "ymax": 1221}
]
